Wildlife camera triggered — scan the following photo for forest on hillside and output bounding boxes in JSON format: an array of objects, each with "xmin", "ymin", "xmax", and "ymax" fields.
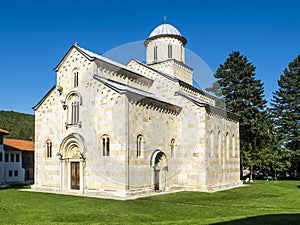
[{"xmin": 0, "ymin": 110, "xmax": 34, "ymax": 140}]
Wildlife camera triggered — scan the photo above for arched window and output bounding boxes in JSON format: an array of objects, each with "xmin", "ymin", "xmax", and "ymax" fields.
[
  {"xmin": 73, "ymin": 71, "xmax": 79, "ymax": 87},
  {"xmin": 154, "ymin": 45, "xmax": 158, "ymax": 61},
  {"xmin": 232, "ymin": 135, "xmax": 235, "ymax": 157},
  {"xmin": 218, "ymin": 131, "xmax": 222, "ymax": 159},
  {"xmin": 226, "ymin": 132, "xmax": 230, "ymax": 159},
  {"xmin": 46, "ymin": 140, "xmax": 52, "ymax": 158},
  {"xmin": 71, "ymin": 101, "xmax": 80, "ymax": 124},
  {"xmin": 210, "ymin": 131, "xmax": 214, "ymax": 157},
  {"xmin": 168, "ymin": 44, "xmax": 172, "ymax": 58},
  {"xmin": 137, "ymin": 134, "xmax": 143, "ymax": 157},
  {"xmin": 170, "ymin": 138, "xmax": 175, "ymax": 157},
  {"xmin": 65, "ymin": 93, "xmax": 81, "ymax": 126},
  {"xmin": 102, "ymin": 135, "xmax": 110, "ymax": 156}
]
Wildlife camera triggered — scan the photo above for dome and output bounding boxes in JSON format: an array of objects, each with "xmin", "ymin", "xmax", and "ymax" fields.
[{"xmin": 149, "ymin": 23, "xmax": 182, "ymax": 38}]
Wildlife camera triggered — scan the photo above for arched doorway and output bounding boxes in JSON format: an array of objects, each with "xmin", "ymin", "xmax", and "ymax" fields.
[
  {"xmin": 58, "ymin": 133, "xmax": 86, "ymax": 192},
  {"xmin": 67, "ymin": 145, "xmax": 81, "ymax": 190},
  {"xmin": 150, "ymin": 150, "xmax": 168, "ymax": 192}
]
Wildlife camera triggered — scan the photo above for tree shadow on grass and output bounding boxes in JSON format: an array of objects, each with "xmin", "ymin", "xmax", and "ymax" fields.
[{"xmin": 213, "ymin": 214, "xmax": 300, "ymax": 225}]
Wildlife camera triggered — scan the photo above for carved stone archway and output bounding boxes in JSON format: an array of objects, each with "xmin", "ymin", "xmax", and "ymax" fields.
[
  {"xmin": 150, "ymin": 150, "xmax": 168, "ymax": 191},
  {"xmin": 58, "ymin": 133, "xmax": 86, "ymax": 192}
]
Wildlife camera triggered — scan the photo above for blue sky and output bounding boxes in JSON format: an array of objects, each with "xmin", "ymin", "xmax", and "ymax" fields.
[{"xmin": 1, "ymin": 0, "xmax": 300, "ymax": 114}]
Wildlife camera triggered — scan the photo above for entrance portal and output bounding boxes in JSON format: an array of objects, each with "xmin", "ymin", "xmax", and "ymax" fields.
[
  {"xmin": 71, "ymin": 162, "xmax": 80, "ymax": 190},
  {"xmin": 151, "ymin": 150, "xmax": 168, "ymax": 192},
  {"xmin": 59, "ymin": 133, "xmax": 86, "ymax": 192}
]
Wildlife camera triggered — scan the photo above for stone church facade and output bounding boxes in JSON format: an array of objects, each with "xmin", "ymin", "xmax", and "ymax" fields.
[{"xmin": 32, "ymin": 23, "xmax": 242, "ymax": 198}]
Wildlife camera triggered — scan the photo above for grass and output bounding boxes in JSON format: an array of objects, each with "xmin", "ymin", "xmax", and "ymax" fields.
[{"xmin": 0, "ymin": 181, "xmax": 299, "ymax": 224}]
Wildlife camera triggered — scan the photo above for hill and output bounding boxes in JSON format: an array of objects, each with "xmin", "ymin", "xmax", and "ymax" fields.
[{"xmin": 0, "ymin": 110, "xmax": 34, "ymax": 140}]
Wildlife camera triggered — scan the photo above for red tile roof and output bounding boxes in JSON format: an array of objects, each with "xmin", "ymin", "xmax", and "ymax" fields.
[
  {"xmin": 0, "ymin": 129, "xmax": 9, "ymax": 135},
  {"xmin": 4, "ymin": 138, "xmax": 34, "ymax": 151}
]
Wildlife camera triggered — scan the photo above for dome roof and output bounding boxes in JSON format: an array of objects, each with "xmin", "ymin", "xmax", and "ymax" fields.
[{"xmin": 149, "ymin": 23, "xmax": 182, "ymax": 38}]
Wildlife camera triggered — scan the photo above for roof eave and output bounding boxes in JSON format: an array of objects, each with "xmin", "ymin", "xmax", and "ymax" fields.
[
  {"xmin": 175, "ymin": 91, "xmax": 239, "ymax": 122},
  {"xmin": 144, "ymin": 34, "xmax": 187, "ymax": 46},
  {"xmin": 96, "ymin": 59, "xmax": 154, "ymax": 86},
  {"xmin": 178, "ymin": 80, "xmax": 216, "ymax": 101},
  {"xmin": 94, "ymin": 75, "xmax": 182, "ymax": 114},
  {"xmin": 54, "ymin": 45, "xmax": 95, "ymax": 72},
  {"xmin": 0, "ymin": 129, "xmax": 9, "ymax": 135},
  {"xmin": 128, "ymin": 59, "xmax": 178, "ymax": 82},
  {"xmin": 32, "ymin": 85, "xmax": 56, "ymax": 111}
]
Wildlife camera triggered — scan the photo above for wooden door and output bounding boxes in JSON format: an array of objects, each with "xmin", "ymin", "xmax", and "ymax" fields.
[
  {"xmin": 71, "ymin": 162, "xmax": 80, "ymax": 190},
  {"xmin": 154, "ymin": 170, "xmax": 160, "ymax": 191}
]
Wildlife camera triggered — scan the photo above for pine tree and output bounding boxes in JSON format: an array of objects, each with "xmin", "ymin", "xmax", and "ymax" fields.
[
  {"xmin": 271, "ymin": 55, "xmax": 300, "ymax": 176},
  {"xmin": 259, "ymin": 110, "xmax": 292, "ymax": 180},
  {"xmin": 206, "ymin": 51, "xmax": 268, "ymax": 180}
]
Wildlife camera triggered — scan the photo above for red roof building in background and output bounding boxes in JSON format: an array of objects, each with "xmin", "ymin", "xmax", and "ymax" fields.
[
  {"xmin": 0, "ymin": 129, "xmax": 34, "ymax": 183},
  {"xmin": 0, "ymin": 129, "xmax": 9, "ymax": 135},
  {"xmin": 4, "ymin": 139, "xmax": 34, "ymax": 152}
]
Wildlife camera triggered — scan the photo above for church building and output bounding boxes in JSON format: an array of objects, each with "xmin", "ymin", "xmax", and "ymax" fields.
[{"xmin": 32, "ymin": 23, "xmax": 242, "ymax": 198}]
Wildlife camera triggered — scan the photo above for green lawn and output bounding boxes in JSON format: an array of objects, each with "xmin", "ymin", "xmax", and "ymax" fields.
[{"xmin": 0, "ymin": 181, "xmax": 299, "ymax": 224}]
